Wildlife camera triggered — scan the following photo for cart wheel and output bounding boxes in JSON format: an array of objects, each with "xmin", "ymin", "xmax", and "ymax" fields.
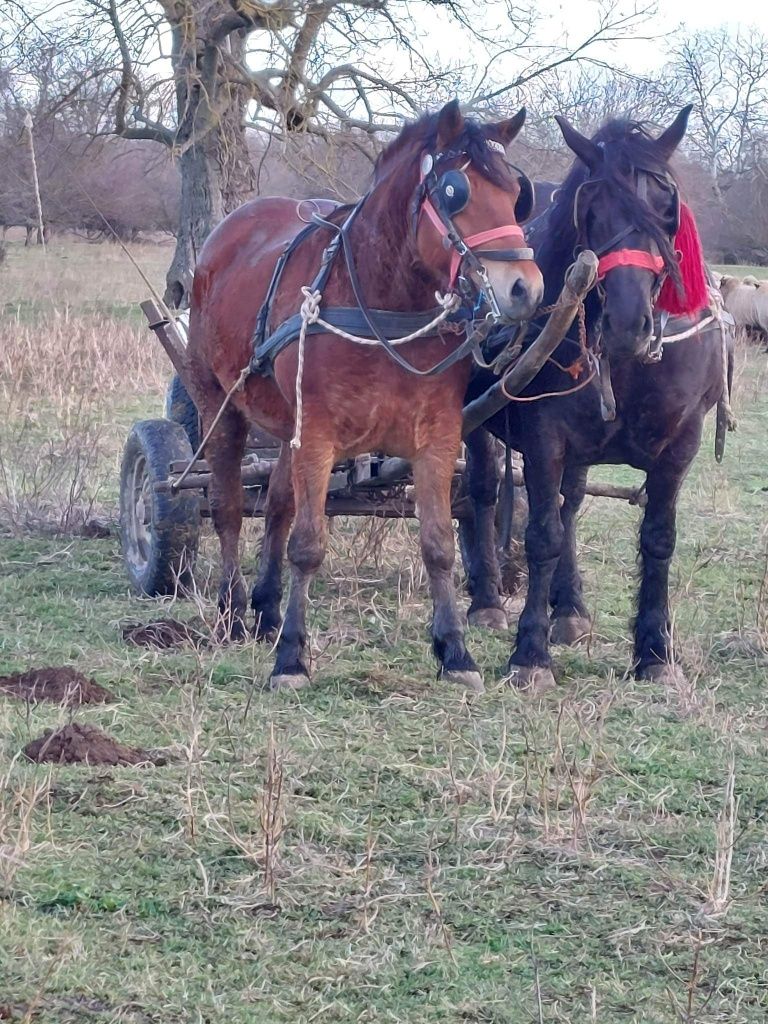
[
  {"xmin": 120, "ymin": 419, "xmax": 201, "ymax": 596},
  {"xmin": 164, "ymin": 374, "xmax": 200, "ymax": 452}
]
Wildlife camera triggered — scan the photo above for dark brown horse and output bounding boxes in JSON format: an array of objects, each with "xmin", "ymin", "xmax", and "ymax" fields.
[
  {"xmin": 461, "ymin": 107, "xmax": 732, "ymax": 691},
  {"xmin": 186, "ymin": 100, "xmax": 543, "ymax": 692}
]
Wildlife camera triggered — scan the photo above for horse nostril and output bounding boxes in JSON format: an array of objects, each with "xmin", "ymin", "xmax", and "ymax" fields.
[{"xmin": 510, "ymin": 278, "xmax": 528, "ymax": 300}]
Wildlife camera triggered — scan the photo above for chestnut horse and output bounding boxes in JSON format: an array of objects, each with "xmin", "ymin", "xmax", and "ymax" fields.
[
  {"xmin": 186, "ymin": 100, "xmax": 543, "ymax": 692},
  {"xmin": 461, "ymin": 107, "xmax": 733, "ymax": 691}
]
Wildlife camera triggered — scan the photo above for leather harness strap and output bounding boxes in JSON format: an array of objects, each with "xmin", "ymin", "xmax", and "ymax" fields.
[
  {"xmin": 418, "ymin": 197, "xmax": 532, "ymax": 286},
  {"xmin": 251, "ymin": 140, "xmax": 536, "ymax": 377}
]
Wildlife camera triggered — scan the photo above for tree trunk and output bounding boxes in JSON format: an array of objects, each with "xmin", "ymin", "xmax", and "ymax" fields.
[
  {"xmin": 164, "ymin": 138, "xmax": 223, "ymax": 308},
  {"xmin": 164, "ymin": 29, "xmax": 256, "ymax": 309}
]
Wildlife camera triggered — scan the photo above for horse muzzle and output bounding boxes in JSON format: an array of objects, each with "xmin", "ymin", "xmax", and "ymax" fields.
[{"xmin": 478, "ymin": 261, "xmax": 544, "ymax": 323}]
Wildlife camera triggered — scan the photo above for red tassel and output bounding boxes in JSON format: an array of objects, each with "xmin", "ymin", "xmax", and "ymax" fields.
[{"xmin": 657, "ymin": 202, "xmax": 709, "ymax": 316}]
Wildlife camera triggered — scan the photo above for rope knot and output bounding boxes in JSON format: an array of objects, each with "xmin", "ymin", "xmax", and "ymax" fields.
[
  {"xmin": 300, "ymin": 287, "xmax": 322, "ymax": 325},
  {"xmin": 435, "ymin": 291, "xmax": 460, "ymax": 314}
]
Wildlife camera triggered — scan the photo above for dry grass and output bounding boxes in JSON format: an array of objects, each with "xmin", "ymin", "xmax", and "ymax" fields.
[
  {"xmin": 0, "ymin": 236, "xmax": 170, "ymax": 313},
  {"xmin": 2, "ymin": 242, "xmax": 768, "ymax": 1021},
  {"xmin": 0, "ymin": 241, "xmax": 170, "ymax": 534}
]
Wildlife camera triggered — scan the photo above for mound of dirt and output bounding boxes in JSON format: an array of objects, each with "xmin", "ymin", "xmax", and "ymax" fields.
[
  {"xmin": 0, "ymin": 668, "xmax": 114, "ymax": 706},
  {"xmin": 122, "ymin": 618, "xmax": 207, "ymax": 650},
  {"xmin": 23, "ymin": 723, "xmax": 152, "ymax": 766}
]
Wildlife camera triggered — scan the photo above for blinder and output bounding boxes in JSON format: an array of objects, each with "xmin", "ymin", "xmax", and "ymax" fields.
[
  {"xmin": 433, "ymin": 169, "xmax": 472, "ymax": 218},
  {"xmin": 432, "ymin": 165, "xmax": 534, "ymax": 224},
  {"xmin": 511, "ymin": 165, "xmax": 534, "ymax": 223}
]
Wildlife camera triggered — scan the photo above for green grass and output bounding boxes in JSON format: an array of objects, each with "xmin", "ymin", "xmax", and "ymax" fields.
[
  {"xmin": 712, "ymin": 263, "xmax": 768, "ymax": 279},
  {"xmin": 2, "ymin": 244, "xmax": 768, "ymax": 1022}
]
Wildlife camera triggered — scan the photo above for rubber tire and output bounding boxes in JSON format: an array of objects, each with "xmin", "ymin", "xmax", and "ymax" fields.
[
  {"xmin": 164, "ymin": 374, "xmax": 201, "ymax": 453},
  {"xmin": 119, "ymin": 419, "xmax": 201, "ymax": 596}
]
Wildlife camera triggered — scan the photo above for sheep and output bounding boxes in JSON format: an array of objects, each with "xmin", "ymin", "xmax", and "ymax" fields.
[{"xmin": 719, "ymin": 274, "xmax": 768, "ymax": 344}]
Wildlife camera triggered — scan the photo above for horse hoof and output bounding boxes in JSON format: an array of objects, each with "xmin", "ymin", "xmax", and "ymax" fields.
[
  {"xmin": 504, "ymin": 664, "xmax": 557, "ymax": 694},
  {"xmin": 270, "ymin": 671, "xmax": 311, "ymax": 692},
  {"xmin": 468, "ymin": 607, "xmax": 509, "ymax": 631},
  {"xmin": 637, "ymin": 663, "xmax": 686, "ymax": 686},
  {"xmin": 443, "ymin": 670, "xmax": 485, "ymax": 694},
  {"xmin": 551, "ymin": 615, "xmax": 591, "ymax": 646}
]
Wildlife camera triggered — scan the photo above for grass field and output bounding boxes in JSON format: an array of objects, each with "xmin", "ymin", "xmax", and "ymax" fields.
[{"xmin": 2, "ymin": 239, "xmax": 768, "ymax": 1022}]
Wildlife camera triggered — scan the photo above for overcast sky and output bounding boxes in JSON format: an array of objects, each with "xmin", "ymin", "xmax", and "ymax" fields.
[{"xmin": 399, "ymin": 0, "xmax": 768, "ymax": 86}]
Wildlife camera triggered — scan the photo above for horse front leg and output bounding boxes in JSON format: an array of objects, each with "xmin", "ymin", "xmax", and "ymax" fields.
[
  {"xmin": 634, "ymin": 460, "xmax": 689, "ymax": 684},
  {"xmin": 270, "ymin": 440, "xmax": 335, "ymax": 691},
  {"xmin": 507, "ymin": 438, "xmax": 565, "ymax": 693},
  {"xmin": 462, "ymin": 428, "xmax": 508, "ymax": 631},
  {"xmin": 549, "ymin": 463, "xmax": 592, "ymax": 645},
  {"xmin": 251, "ymin": 443, "xmax": 294, "ymax": 640},
  {"xmin": 203, "ymin": 403, "xmax": 249, "ymax": 641},
  {"xmin": 413, "ymin": 448, "xmax": 484, "ymax": 693}
]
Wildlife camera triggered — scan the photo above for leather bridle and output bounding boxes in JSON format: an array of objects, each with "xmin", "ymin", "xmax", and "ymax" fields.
[
  {"xmin": 573, "ymin": 169, "xmax": 679, "ymax": 287},
  {"xmin": 413, "ymin": 142, "xmax": 536, "ymax": 320},
  {"xmin": 571, "ymin": 168, "xmax": 681, "ymax": 366}
]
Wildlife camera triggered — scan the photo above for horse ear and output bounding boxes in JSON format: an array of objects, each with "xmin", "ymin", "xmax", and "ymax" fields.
[
  {"xmin": 554, "ymin": 115, "xmax": 602, "ymax": 171},
  {"xmin": 656, "ymin": 104, "xmax": 693, "ymax": 159},
  {"xmin": 436, "ymin": 99, "xmax": 464, "ymax": 150},
  {"xmin": 488, "ymin": 108, "xmax": 526, "ymax": 147}
]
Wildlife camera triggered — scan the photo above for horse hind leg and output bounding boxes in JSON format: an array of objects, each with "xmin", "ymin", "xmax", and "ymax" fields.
[
  {"xmin": 549, "ymin": 463, "xmax": 592, "ymax": 645},
  {"xmin": 201, "ymin": 397, "xmax": 249, "ymax": 640},
  {"xmin": 413, "ymin": 448, "xmax": 484, "ymax": 693},
  {"xmin": 461, "ymin": 429, "xmax": 508, "ymax": 632},
  {"xmin": 251, "ymin": 443, "xmax": 294, "ymax": 640}
]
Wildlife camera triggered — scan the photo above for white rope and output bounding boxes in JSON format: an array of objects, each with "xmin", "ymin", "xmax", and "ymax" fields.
[
  {"xmin": 289, "ymin": 286, "xmax": 460, "ymax": 449},
  {"xmin": 659, "ymin": 312, "xmax": 717, "ymax": 344},
  {"xmin": 660, "ymin": 287, "xmax": 725, "ymax": 345}
]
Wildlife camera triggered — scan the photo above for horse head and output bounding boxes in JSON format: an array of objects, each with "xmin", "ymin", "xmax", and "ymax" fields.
[
  {"xmin": 553, "ymin": 106, "xmax": 692, "ymax": 362},
  {"xmin": 405, "ymin": 100, "xmax": 544, "ymax": 323}
]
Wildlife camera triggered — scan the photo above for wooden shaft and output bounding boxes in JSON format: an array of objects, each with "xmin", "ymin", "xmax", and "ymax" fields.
[
  {"xmin": 461, "ymin": 250, "xmax": 599, "ymax": 437},
  {"xmin": 141, "ymin": 299, "xmax": 189, "ymax": 379}
]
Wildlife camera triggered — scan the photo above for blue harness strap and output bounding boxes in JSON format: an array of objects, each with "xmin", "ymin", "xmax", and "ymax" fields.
[{"xmin": 251, "ymin": 306, "xmax": 452, "ymax": 374}]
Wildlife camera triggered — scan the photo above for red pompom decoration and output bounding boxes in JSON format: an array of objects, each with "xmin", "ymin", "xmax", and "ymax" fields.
[{"xmin": 656, "ymin": 202, "xmax": 709, "ymax": 316}]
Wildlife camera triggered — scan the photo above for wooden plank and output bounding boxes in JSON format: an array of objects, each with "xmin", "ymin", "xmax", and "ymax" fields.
[{"xmin": 462, "ymin": 250, "xmax": 599, "ymax": 436}]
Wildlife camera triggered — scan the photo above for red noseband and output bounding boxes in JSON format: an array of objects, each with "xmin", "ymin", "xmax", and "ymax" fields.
[{"xmin": 597, "ymin": 249, "xmax": 665, "ymax": 279}]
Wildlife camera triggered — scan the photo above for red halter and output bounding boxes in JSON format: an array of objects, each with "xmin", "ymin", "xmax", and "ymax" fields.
[{"xmin": 596, "ymin": 249, "xmax": 664, "ymax": 279}]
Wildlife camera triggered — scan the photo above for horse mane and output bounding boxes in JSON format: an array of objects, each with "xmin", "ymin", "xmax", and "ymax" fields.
[
  {"xmin": 532, "ymin": 118, "xmax": 683, "ymax": 302},
  {"xmin": 344, "ymin": 109, "xmax": 519, "ymax": 301}
]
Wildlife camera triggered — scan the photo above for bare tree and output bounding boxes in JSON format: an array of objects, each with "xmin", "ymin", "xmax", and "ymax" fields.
[
  {"xmin": 9, "ymin": 0, "xmax": 659, "ymax": 303},
  {"xmin": 666, "ymin": 28, "xmax": 768, "ymax": 198}
]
